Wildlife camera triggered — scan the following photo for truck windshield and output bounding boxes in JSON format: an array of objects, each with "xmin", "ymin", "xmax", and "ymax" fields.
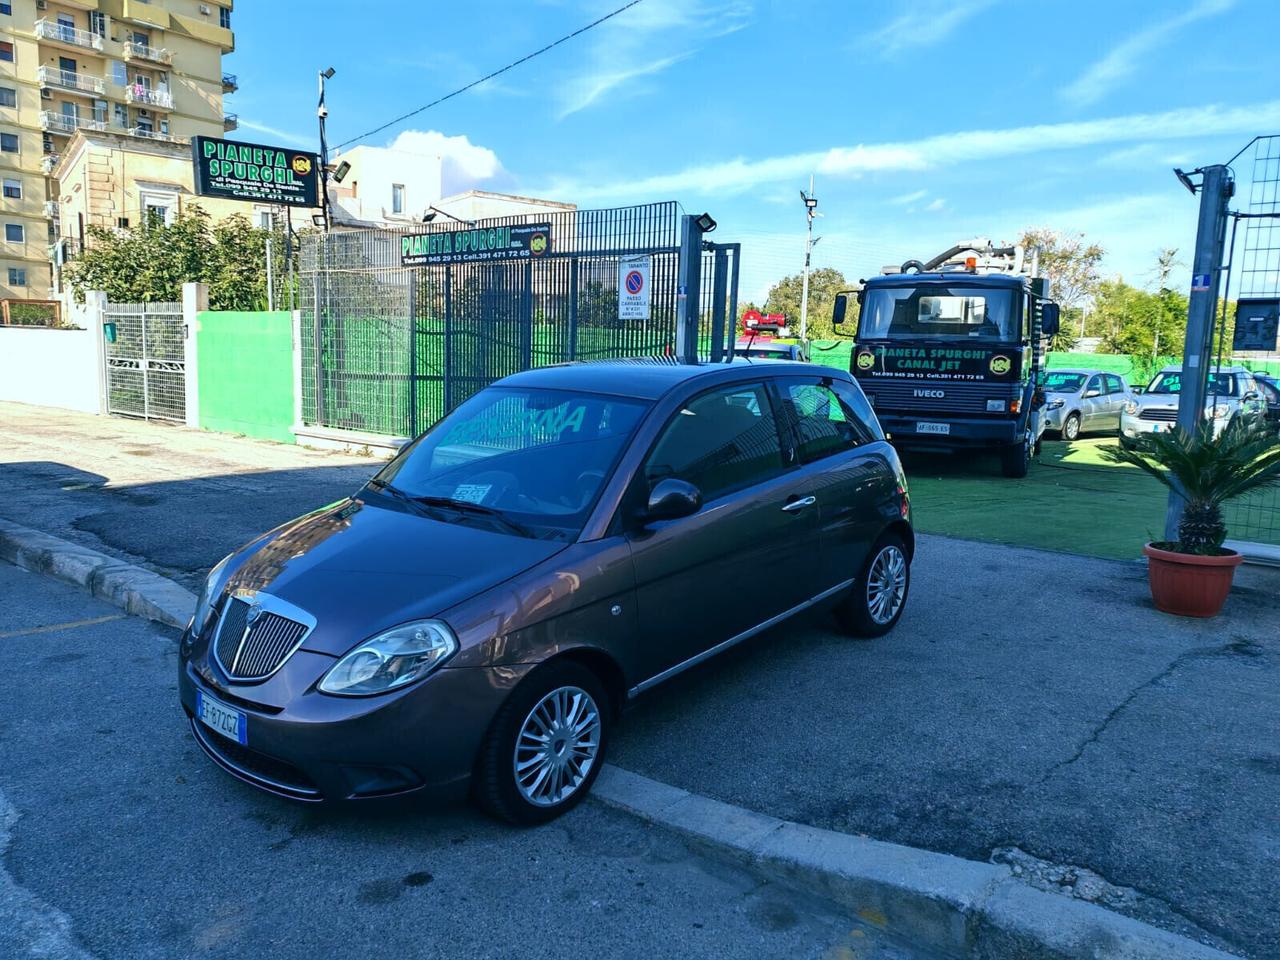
[{"xmin": 859, "ymin": 285, "xmax": 1019, "ymax": 341}]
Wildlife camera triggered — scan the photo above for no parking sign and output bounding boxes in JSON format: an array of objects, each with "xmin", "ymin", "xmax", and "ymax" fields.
[{"xmin": 618, "ymin": 256, "xmax": 651, "ymax": 320}]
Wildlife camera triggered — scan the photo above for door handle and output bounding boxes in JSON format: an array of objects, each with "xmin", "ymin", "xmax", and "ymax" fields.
[{"xmin": 782, "ymin": 496, "xmax": 816, "ymax": 513}]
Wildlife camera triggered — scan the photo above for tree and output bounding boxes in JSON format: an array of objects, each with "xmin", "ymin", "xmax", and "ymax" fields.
[
  {"xmin": 762, "ymin": 267, "xmax": 856, "ymax": 340},
  {"xmin": 1019, "ymin": 227, "xmax": 1104, "ymax": 322},
  {"xmin": 64, "ymin": 206, "xmax": 285, "ymax": 310}
]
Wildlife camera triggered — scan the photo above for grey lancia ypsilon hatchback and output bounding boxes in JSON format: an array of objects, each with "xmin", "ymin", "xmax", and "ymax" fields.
[{"xmin": 180, "ymin": 359, "xmax": 914, "ymax": 823}]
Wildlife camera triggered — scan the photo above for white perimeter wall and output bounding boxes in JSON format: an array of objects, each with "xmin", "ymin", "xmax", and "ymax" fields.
[{"xmin": 0, "ymin": 327, "xmax": 101, "ymax": 414}]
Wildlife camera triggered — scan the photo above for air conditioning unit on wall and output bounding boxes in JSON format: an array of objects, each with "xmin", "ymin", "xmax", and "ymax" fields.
[
  {"xmin": 199, "ymin": 3, "xmax": 211, "ymax": 13},
  {"xmin": 36, "ymin": 0, "xmax": 47, "ymax": 10},
  {"xmin": 41, "ymin": 88, "xmax": 52, "ymax": 100}
]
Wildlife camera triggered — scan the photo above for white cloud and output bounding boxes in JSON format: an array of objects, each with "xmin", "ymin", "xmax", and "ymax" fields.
[
  {"xmin": 557, "ymin": 0, "xmax": 751, "ymax": 119},
  {"xmin": 1060, "ymin": 0, "xmax": 1235, "ymax": 106},
  {"xmin": 924, "ymin": 198, "xmax": 946, "ymax": 212},
  {"xmin": 541, "ymin": 100, "xmax": 1280, "ymax": 201},
  {"xmin": 890, "ymin": 189, "xmax": 928, "ymax": 205},
  {"xmin": 868, "ymin": 0, "xmax": 996, "ymax": 59},
  {"xmin": 383, "ymin": 130, "xmax": 505, "ymax": 194},
  {"xmin": 237, "ymin": 119, "xmax": 312, "ymax": 148}
]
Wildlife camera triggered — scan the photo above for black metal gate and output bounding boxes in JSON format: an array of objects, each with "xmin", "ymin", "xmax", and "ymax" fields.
[{"xmin": 299, "ymin": 202, "xmax": 739, "ymax": 438}]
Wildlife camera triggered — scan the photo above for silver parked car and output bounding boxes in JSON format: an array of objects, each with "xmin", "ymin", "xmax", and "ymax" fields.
[
  {"xmin": 1120, "ymin": 364, "xmax": 1270, "ymax": 446},
  {"xmin": 1041, "ymin": 369, "xmax": 1134, "ymax": 441}
]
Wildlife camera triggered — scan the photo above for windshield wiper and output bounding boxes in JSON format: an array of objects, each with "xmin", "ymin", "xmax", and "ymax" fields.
[{"xmin": 409, "ymin": 495, "xmax": 536, "ymax": 539}]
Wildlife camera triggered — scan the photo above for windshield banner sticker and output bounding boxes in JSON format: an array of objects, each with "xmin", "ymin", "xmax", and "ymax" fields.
[
  {"xmin": 440, "ymin": 402, "xmax": 588, "ymax": 448},
  {"xmin": 854, "ymin": 344, "xmax": 1021, "ymax": 381}
]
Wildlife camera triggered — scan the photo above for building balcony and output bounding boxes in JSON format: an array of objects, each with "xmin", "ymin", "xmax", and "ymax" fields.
[
  {"xmin": 122, "ymin": 40, "xmax": 173, "ymax": 65},
  {"xmin": 33, "ymin": 19, "xmax": 105, "ymax": 52},
  {"xmin": 222, "ymin": 73, "xmax": 238, "ymax": 93},
  {"xmin": 128, "ymin": 126, "xmax": 186, "ymax": 145},
  {"xmin": 40, "ymin": 155, "xmax": 60, "ymax": 175},
  {"xmin": 126, "ymin": 86, "xmax": 174, "ymax": 110},
  {"xmin": 45, "ymin": 201, "xmax": 61, "ymax": 220},
  {"xmin": 40, "ymin": 111, "xmax": 109, "ymax": 136},
  {"xmin": 222, "ymin": 113, "xmax": 238, "ymax": 131},
  {"xmin": 37, "ymin": 66, "xmax": 106, "ymax": 97}
]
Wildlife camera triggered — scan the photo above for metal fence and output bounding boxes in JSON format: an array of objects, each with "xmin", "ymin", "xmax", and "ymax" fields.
[
  {"xmin": 299, "ymin": 202, "xmax": 739, "ymax": 438},
  {"xmin": 103, "ymin": 301, "xmax": 186, "ymax": 421}
]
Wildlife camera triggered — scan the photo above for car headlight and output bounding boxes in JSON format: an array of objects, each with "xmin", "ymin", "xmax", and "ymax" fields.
[
  {"xmin": 1122, "ymin": 400, "xmax": 1139, "ymax": 415},
  {"xmin": 319, "ymin": 620, "xmax": 458, "ymax": 696},
  {"xmin": 1047, "ymin": 398, "xmax": 1064, "ymax": 410},
  {"xmin": 1209, "ymin": 403, "xmax": 1230, "ymax": 419},
  {"xmin": 189, "ymin": 553, "xmax": 232, "ymax": 637}
]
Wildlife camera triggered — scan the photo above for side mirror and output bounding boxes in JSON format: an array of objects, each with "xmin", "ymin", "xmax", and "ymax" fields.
[
  {"xmin": 1084, "ymin": 388, "xmax": 1101, "ymax": 398},
  {"xmin": 1040, "ymin": 303, "xmax": 1061, "ymax": 337},
  {"xmin": 644, "ymin": 478, "xmax": 702, "ymax": 523},
  {"xmin": 832, "ymin": 293, "xmax": 848, "ymax": 327}
]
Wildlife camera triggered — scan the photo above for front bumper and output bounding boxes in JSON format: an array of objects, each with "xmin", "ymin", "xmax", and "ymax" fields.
[
  {"xmin": 179, "ymin": 638, "xmax": 533, "ymax": 803},
  {"xmin": 1042, "ymin": 404, "xmax": 1068, "ymax": 431},
  {"xmin": 879, "ymin": 413, "xmax": 1021, "ymax": 449},
  {"xmin": 1121, "ymin": 412, "xmax": 1227, "ymax": 439}
]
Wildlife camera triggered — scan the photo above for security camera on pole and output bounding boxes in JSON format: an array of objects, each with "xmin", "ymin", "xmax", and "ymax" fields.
[{"xmin": 799, "ymin": 176, "xmax": 821, "ymax": 341}]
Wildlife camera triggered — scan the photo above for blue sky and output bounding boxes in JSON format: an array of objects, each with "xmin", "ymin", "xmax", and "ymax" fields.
[{"xmin": 228, "ymin": 0, "xmax": 1280, "ymax": 301}]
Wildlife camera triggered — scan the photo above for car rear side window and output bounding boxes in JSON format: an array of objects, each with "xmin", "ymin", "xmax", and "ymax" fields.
[
  {"xmin": 780, "ymin": 380, "xmax": 879, "ymax": 464},
  {"xmin": 1105, "ymin": 374, "xmax": 1125, "ymax": 394},
  {"xmin": 645, "ymin": 382, "xmax": 785, "ymax": 501}
]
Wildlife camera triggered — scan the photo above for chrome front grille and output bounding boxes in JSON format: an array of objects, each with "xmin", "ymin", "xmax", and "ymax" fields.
[
  {"xmin": 213, "ymin": 595, "xmax": 311, "ymax": 682},
  {"xmin": 1138, "ymin": 408, "xmax": 1178, "ymax": 422}
]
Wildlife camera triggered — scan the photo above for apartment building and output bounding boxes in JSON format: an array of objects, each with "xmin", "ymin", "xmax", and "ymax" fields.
[{"xmin": 0, "ymin": 0, "xmax": 235, "ymax": 302}]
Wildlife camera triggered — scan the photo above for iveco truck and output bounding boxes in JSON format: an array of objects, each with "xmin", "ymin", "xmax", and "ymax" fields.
[{"xmin": 832, "ymin": 240, "xmax": 1060, "ymax": 478}]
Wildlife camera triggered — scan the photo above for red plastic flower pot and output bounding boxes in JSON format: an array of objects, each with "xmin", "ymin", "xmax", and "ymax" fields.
[{"xmin": 1142, "ymin": 543, "xmax": 1244, "ymax": 618}]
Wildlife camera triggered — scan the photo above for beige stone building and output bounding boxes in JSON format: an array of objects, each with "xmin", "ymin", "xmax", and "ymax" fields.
[{"xmin": 1, "ymin": 0, "xmax": 235, "ymax": 303}]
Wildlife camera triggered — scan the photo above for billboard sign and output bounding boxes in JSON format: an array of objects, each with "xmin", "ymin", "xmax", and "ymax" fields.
[
  {"xmin": 192, "ymin": 136, "xmax": 320, "ymax": 207},
  {"xmin": 400, "ymin": 223, "xmax": 552, "ymax": 267}
]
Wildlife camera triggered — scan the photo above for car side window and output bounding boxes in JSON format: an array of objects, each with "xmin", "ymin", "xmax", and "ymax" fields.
[
  {"xmin": 1105, "ymin": 374, "xmax": 1124, "ymax": 394},
  {"xmin": 644, "ymin": 382, "xmax": 785, "ymax": 501},
  {"xmin": 780, "ymin": 380, "xmax": 875, "ymax": 464},
  {"xmin": 1086, "ymin": 375, "xmax": 1102, "ymax": 396}
]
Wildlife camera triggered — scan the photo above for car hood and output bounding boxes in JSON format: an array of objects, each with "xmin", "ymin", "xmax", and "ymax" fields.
[
  {"xmin": 222, "ymin": 496, "xmax": 567, "ymax": 656},
  {"xmin": 1133, "ymin": 393, "xmax": 1183, "ymax": 410}
]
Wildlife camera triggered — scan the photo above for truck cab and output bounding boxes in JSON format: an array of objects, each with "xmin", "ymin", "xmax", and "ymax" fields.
[{"xmin": 832, "ymin": 241, "xmax": 1060, "ymax": 477}]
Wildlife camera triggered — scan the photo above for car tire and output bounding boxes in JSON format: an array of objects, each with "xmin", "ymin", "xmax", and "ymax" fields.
[
  {"xmin": 835, "ymin": 533, "xmax": 911, "ymax": 638},
  {"xmin": 1062, "ymin": 413, "xmax": 1081, "ymax": 441},
  {"xmin": 1001, "ymin": 434, "xmax": 1032, "ymax": 478},
  {"xmin": 474, "ymin": 660, "xmax": 610, "ymax": 826}
]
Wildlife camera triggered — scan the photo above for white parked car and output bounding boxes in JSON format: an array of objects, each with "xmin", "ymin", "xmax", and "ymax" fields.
[{"xmin": 1119, "ymin": 365, "xmax": 1270, "ymax": 446}]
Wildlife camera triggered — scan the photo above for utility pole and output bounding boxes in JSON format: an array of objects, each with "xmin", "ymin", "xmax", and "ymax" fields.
[
  {"xmin": 317, "ymin": 67, "xmax": 336, "ymax": 232},
  {"xmin": 799, "ymin": 176, "xmax": 819, "ymax": 341},
  {"xmin": 1164, "ymin": 163, "xmax": 1234, "ymax": 541}
]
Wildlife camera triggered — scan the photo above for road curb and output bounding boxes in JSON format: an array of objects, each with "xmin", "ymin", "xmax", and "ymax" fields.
[
  {"xmin": 592, "ymin": 766, "xmax": 1241, "ymax": 960},
  {"xmin": 0, "ymin": 518, "xmax": 195, "ymax": 629}
]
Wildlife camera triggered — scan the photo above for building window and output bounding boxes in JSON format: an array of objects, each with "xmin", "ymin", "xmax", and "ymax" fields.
[
  {"xmin": 93, "ymin": 99, "xmax": 108, "ymax": 123},
  {"xmin": 0, "ymin": 3, "xmax": 11, "ymax": 15},
  {"xmin": 117, "ymin": 217, "xmax": 130, "ymax": 229},
  {"xmin": 220, "ymin": 6, "xmax": 231, "ymax": 29},
  {"xmin": 392, "ymin": 183, "xmax": 405, "ymax": 214},
  {"xmin": 109, "ymin": 60, "xmax": 127, "ymax": 86},
  {"xmin": 8, "ymin": 267, "xmax": 27, "ymax": 287},
  {"xmin": 5, "ymin": 224, "xmax": 25, "ymax": 243},
  {"xmin": 89, "ymin": 11, "xmax": 106, "ymax": 37},
  {"xmin": 0, "ymin": 88, "xmax": 15, "ymax": 109},
  {"xmin": 114, "ymin": 103, "xmax": 128, "ymax": 128},
  {"xmin": 0, "ymin": 132, "xmax": 17, "ymax": 153},
  {"xmin": 257, "ymin": 210, "xmax": 275, "ymax": 230},
  {"xmin": 0, "ymin": 41, "xmax": 14, "ymax": 63},
  {"xmin": 2, "ymin": 179, "xmax": 19, "ymax": 199}
]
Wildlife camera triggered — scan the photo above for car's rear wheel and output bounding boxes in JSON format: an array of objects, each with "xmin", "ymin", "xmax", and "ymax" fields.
[
  {"xmin": 474, "ymin": 660, "xmax": 609, "ymax": 825},
  {"xmin": 1062, "ymin": 412, "xmax": 1081, "ymax": 441},
  {"xmin": 835, "ymin": 533, "xmax": 911, "ymax": 638}
]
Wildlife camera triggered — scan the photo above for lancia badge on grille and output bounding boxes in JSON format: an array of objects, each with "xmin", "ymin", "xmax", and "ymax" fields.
[{"xmin": 245, "ymin": 603, "xmax": 264, "ymax": 626}]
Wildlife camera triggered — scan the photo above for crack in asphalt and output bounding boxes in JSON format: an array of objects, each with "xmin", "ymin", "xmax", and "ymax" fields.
[{"xmin": 0, "ymin": 786, "xmax": 97, "ymax": 960}]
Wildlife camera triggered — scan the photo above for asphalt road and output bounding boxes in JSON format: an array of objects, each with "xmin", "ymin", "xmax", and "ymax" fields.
[
  {"xmin": 611, "ymin": 535, "xmax": 1280, "ymax": 959},
  {"xmin": 0, "ymin": 562, "xmax": 927, "ymax": 960}
]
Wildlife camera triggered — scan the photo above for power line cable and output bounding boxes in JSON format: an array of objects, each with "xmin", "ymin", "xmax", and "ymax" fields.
[{"xmin": 333, "ymin": 0, "xmax": 644, "ymax": 151}]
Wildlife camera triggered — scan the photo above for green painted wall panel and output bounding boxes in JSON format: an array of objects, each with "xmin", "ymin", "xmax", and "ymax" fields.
[{"xmin": 197, "ymin": 311, "xmax": 295, "ymax": 443}]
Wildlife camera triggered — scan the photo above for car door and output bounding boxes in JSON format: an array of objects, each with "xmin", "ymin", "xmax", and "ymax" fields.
[
  {"xmin": 1104, "ymin": 375, "xmax": 1127, "ymax": 427},
  {"xmin": 624, "ymin": 380, "xmax": 821, "ymax": 686},
  {"xmin": 776, "ymin": 377, "xmax": 897, "ymax": 593},
  {"xmin": 1081, "ymin": 375, "xmax": 1106, "ymax": 428}
]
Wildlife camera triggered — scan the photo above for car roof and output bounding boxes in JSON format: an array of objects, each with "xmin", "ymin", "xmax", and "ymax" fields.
[
  {"xmin": 496, "ymin": 357, "xmax": 838, "ymax": 401},
  {"xmin": 1046, "ymin": 368, "xmax": 1103, "ymax": 376},
  {"xmin": 1157, "ymin": 364, "xmax": 1251, "ymax": 374}
]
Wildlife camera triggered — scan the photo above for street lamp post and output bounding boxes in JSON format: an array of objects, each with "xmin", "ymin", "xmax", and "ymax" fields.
[
  {"xmin": 799, "ymin": 176, "xmax": 819, "ymax": 341},
  {"xmin": 317, "ymin": 66, "xmax": 336, "ymax": 232}
]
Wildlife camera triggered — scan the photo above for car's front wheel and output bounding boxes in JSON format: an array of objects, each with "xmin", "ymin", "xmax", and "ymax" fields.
[
  {"xmin": 1062, "ymin": 412, "xmax": 1081, "ymax": 441},
  {"xmin": 474, "ymin": 660, "xmax": 609, "ymax": 825},
  {"xmin": 835, "ymin": 533, "xmax": 911, "ymax": 638}
]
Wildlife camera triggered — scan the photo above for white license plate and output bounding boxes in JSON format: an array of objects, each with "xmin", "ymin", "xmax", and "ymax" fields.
[
  {"xmin": 197, "ymin": 690, "xmax": 247, "ymax": 745},
  {"xmin": 916, "ymin": 422, "xmax": 951, "ymax": 435},
  {"xmin": 1151, "ymin": 423, "xmax": 1161, "ymax": 433}
]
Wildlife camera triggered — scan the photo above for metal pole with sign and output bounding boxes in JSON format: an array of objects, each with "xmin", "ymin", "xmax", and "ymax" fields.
[{"xmin": 675, "ymin": 216, "xmax": 704, "ymax": 364}]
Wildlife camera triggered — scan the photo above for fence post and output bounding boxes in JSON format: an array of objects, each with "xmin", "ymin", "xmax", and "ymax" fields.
[
  {"xmin": 407, "ymin": 274, "xmax": 418, "ymax": 437},
  {"xmin": 86, "ymin": 290, "xmax": 108, "ymax": 415},
  {"xmin": 182, "ymin": 282, "xmax": 208, "ymax": 429},
  {"xmin": 675, "ymin": 215, "xmax": 705, "ymax": 363},
  {"xmin": 291, "ymin": 309, "xmax": 303, "ymax": 435},
  {"xmin": 568, "ymin": 258, "xmax": 579, "ymax": 361},
  {"xmin": 709, "ymin": 246, "xmax": 729, "ymax": 363},
  {"xmin": 521, "ymin": 260, "xmax": 534, "ymax": 371},
  {"xmin": 443, "ymin": 265, "xmax": 453, "ymax": 413}
]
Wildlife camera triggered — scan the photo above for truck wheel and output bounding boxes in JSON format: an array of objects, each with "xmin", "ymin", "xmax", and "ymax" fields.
[
  {"xmin": 1062, "ymin": 413, "xmax": 1081, "ymax": 441},
  {"xmin": 1001, "ymin": 435, "xmax": 1031, "ymax": 478},
  {"xmin": 835, "ymin": 533, "xmax": 910, "ymax": 638}
]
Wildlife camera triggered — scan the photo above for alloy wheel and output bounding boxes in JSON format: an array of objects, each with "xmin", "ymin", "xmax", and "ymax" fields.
[
  {"xmin": 866, "ymin": 545, "xmax": 908, "ymax": 624},
  {"xmin": 513, "ymin": 685, "xmax": 601, "ymax": 807}
]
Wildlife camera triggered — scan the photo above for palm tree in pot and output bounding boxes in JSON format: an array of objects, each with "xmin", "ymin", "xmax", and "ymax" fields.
[{"xmin": 1104, "ymin": 419, "xmax": 1280, "ymax": 617}]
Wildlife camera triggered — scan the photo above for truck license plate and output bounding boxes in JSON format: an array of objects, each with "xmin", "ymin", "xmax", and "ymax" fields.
[{"xmin": 917, "ymin": 422, "xmax": 951, "ymax": 435}]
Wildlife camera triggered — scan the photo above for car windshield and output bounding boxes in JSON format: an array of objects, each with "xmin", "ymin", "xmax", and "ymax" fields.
[
  {"xmin": 1145, "ymin": 372, "xmax": 1236, "ymax": 396},
  {"xmin": 1043, "ymin": 372, "xmax": 1087, "ymax": 392},
  {"xmin": 372, "ymin": 386, "xmax": 649, "ymax": 540},
  {"xmin": 858, "ymin": 285, "xmax": 1019, "ymax": 341}
]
